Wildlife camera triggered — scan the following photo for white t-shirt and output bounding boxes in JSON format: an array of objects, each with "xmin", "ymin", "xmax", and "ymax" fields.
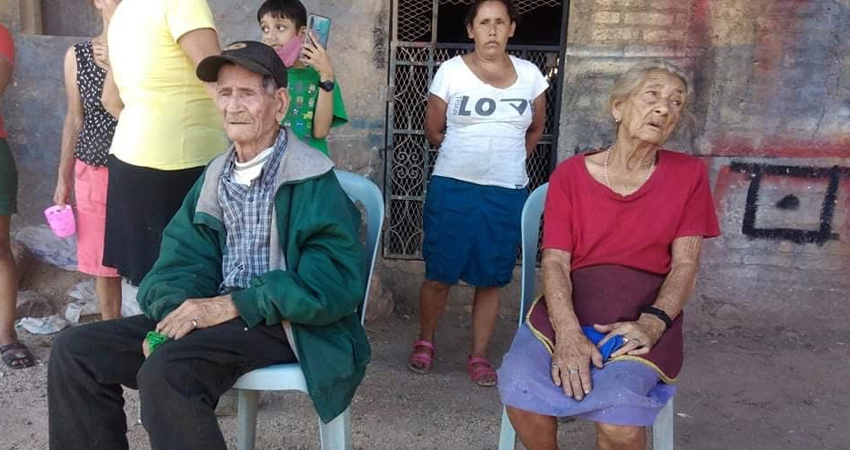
[
  {"xmin": 429, "ymin": 55, "xmax": 548, "ymax": 189},
  {"xmin": 232, "ymin": 146, "xmax": 274, "ymax": 186}
]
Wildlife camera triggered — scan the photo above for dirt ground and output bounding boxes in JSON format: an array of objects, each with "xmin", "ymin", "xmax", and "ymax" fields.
[{"xmin": 1, "ymin": 263, "xmax": 848, "ymax": 450}]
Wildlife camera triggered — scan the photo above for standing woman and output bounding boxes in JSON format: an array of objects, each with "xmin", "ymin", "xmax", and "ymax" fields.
[
  {"xmin": 53, "ymin": 0, "xmax": 123, "ymax": 320},
  {"xmin": 100, "ymin": 0, "xmax": 226, "ymax": 288},
  {"xmin": 408, "ymin": 0, "xmax": 548, "ymax": 387},
  {"xmin": 0, "ymin": 22, "xmax": 34, "ymax": 369}
]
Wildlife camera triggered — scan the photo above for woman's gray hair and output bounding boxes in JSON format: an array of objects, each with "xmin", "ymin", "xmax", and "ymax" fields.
[{"xmin": 608, "ymin": 60, "xmax": 693, "ymax": 127}]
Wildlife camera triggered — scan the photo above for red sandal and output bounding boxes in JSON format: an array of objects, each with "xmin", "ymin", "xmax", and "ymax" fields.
[
  {"xmin": 408, "ymin": 339, "xmax": 435, "ymax": 374},
  {"xmin": 467, "ymin": 355, "xmax": 497, "ymax": 387}
]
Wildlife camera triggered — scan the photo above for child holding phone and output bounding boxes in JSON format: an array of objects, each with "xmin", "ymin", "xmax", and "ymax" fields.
[{"xmin": 258, "ymin": 0, "xmax": 348, "ymax": 155}]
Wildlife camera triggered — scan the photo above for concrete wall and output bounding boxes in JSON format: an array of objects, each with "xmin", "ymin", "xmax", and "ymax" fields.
[
  {"xmin": 559, "ymin": 0, "xmax": 850, "ymax": 330},
  {"xmin": 1, "ymin": 0, "xmax": 389, "ymax": 228}
]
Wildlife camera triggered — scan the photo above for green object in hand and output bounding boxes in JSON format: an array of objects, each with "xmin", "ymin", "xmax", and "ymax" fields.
[{"xmin": 145, "ymin": 331, "xmax": 170, "ymax": 355}]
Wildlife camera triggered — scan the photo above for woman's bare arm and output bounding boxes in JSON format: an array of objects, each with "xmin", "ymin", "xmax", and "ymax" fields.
[
  {"xmin": 642, "ymin": 235, "xmax": 702, "ymax": 327},
  {"xmin": 100, "ymin": 67, "xmax": 123, "ymax": 119},
  {"xmin": 177, "ymin": 28, "xmax": 220, "ymax": 69},
  {"xmin": 541, "ymin": 248, "xmax": 579, "ymax": 335},
  {"xmin": 542, "ymin": 248, "xmax": 603, "ymax": 400},
  {"xmin": 525, "ymin": 93, "xmax": 546, "ymax": 156},
  {"xmin": 423, "ymin": 94, "xmax": 447, "ymax": 148},
  {"xmin": 54, "ymin": 46, "xmax": 84, "ymax": 205},
  {"xmin": 597, "ymin": 235, "xmax": 704, "ymax": 358},
  {"xmin": 177, "ymin": 28, "xmax": 220, "ymax": 99}
]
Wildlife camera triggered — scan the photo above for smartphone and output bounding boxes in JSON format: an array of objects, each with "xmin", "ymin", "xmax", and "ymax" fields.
[{"xmin": 307, "ymin": 14, "xmax": 331, "ymax": 48}]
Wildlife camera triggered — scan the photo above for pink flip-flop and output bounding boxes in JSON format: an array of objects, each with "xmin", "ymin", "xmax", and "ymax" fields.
[
  {"xmin": 407, "ymin": 339, "xmax": 435, "ymax": 374},
  {"xmin": 467, "ymin": 356, "xmax": 497, "ymax": 387}
]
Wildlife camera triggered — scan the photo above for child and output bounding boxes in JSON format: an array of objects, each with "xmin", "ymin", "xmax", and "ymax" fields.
[
  {"xmin": 258, "ymin": 0, "xmax": 348, "ymax": 155},
  {"xmin": 53, "ymin": 0, "xmax": 122, "ymax": 320}
]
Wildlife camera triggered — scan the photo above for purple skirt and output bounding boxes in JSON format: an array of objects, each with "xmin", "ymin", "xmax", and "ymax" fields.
[{"xmin": 497, "ymin": 325, "xmax": 675, "ymax": 427}]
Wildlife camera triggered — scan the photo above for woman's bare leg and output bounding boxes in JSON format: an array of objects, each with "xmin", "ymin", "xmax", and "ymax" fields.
[
  {"xmin": 0, "ymin": 215, "xmax": 17, "ymax": 346},
  {"xmin": 506, "ymin": 406, "xmax": 558, "ymax": 450},
  {"xmin": 470, "ymin": 286, "xmax": 499, "ymax": 357},
  {"xmin": 95, "ymin": 276, "xmax": 122, "ymax": 320},
  {"xmin": 595, "ymin": 423, "xmax": 646, "ymax": 450},
  {"xmin": 418, "ymin": 279, "xmax": 452, "ymax": 343},
  {"xmin": 409, "ymin": 279, "xmax": 452, "ymax": 370}
]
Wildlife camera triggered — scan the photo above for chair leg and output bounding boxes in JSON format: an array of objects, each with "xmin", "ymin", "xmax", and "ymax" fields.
[
  {"xmin": 319, "ymin": 406, "xmax": 352, "ymax": 450},
  {"xmin": 652, "ymin": 398, "xmax": 674, "ymax": 450},
  {"xmin": 237, "ymin": 389, "xmax": 260, "ymax": 450},
  {"xmin": 498, "ymin": 407, "xmax": 517, "ymax": 450}
]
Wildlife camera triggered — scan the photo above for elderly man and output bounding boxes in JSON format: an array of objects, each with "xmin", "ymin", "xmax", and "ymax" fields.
[{"xmin": 48, "ymin": 41, "xmax": 370, "ymax": 450}]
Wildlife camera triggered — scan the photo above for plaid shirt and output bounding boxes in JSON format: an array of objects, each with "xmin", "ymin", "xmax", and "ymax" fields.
[{"xmin": 218, "ymin": 131, "xmax": 287, "ymax": 291}]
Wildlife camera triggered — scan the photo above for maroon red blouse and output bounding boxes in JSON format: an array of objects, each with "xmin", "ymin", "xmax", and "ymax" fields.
[
  {"xmin": 543, "ymin": 149, "xmax": 720, "ymax": 273},
  {"xmin": 540, "ymin": 149, "xmax": 721, "ymax": 380}
]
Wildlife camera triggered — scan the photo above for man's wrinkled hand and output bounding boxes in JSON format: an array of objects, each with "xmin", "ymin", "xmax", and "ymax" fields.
[{"xmin": 155, "ymin": 295, "xmax": 239, "ymax": 340}]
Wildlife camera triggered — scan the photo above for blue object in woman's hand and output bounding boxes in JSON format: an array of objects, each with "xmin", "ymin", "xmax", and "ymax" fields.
[{"xmin": 582, "ymin": 326, "xmax": 624, "ymax": 361}]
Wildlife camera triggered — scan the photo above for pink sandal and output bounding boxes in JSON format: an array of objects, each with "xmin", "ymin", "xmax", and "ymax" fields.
[
  {"xmin": 408, "ymin": 339, "xmax": 435, "ymax": 374},
  {"xmin": 467, "ymin": 356, "xmax": 498, "ymax": 387}
]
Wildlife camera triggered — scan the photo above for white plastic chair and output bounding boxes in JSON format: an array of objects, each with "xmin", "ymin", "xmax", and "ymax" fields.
[
  {"xmin": 497, "ymin": 183, "xmax": 674, "ymax": 450},
  {"xmin": 233, "ymin": 170, "xmax": 385, "ymax": 450}
]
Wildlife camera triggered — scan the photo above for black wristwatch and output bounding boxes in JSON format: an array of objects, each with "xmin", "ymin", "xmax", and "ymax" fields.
[
  {"xmin": 639, "ymin": 305, "xmax": 674, "ymax": 330},
  {"xmin": 318, "ymin": 80, "xmax": 335, "ymax": 92}
]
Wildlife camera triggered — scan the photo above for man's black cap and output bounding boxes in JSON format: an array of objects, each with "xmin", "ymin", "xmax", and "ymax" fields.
[{"xmin": 197, "ymin": 41, "xmax": 287, "ymax": 88}]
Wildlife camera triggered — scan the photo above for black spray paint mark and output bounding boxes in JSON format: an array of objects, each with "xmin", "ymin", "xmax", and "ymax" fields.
[
  {"xmin": 730, "ymin": 163, "xmax": 844, "ymax": 246},
  {"xmin": 776, "ymin": 195, "xmax": 800, "ymax": 210}
]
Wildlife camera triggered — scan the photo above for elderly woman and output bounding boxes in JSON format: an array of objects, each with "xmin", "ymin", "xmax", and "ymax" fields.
[
  {"xmin": 498, "ymin": 60, "xmax": 720, "ymax": 449},
  {"xmin": 407, "ymin": 0, "xmax": 548, "ymax": 387}
]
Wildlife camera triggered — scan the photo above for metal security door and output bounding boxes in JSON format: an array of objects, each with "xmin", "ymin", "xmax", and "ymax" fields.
[{"xmin": 384, "ymin": 0, "xmax": 568, "ymax": 259}]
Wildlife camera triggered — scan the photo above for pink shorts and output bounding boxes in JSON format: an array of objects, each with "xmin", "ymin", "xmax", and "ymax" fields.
[{"xmin": 74, "ymin": 160, "xmax": 119, "ymax": 277}]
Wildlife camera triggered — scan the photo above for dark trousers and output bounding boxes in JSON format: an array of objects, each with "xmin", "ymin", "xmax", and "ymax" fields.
[{"xmin": 48, "ymin": 314, "xmax": 297, "ymax": 450}]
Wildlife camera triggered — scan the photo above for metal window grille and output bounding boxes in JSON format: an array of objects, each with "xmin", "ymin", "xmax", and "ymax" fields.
[
  {"xmin": 384, "ymin": 0, "xmax": 568, "ymax": 259},
  {"xmin": 441, "ymin": 0, "xmax": 562, "ymax": 15},
  {"xmin": 397, "ymin": 0, "xmax": 564, "ymax": 42}
]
